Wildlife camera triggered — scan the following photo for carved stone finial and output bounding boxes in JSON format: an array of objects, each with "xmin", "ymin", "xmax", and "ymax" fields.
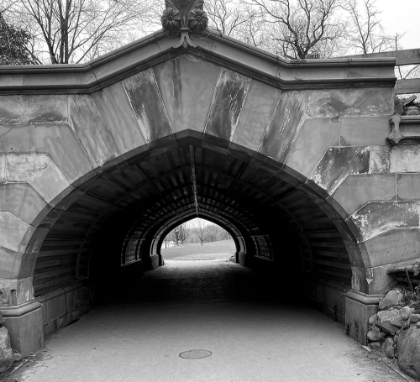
[{"xmin": 161, "ymin": 0, "xmax": 208, "ymax": 32}]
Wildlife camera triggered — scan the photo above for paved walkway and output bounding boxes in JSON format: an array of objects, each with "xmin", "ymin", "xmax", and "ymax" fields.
[{"xmin": 17, "ymin": 260, "xmax": 406, "ymax": 382}]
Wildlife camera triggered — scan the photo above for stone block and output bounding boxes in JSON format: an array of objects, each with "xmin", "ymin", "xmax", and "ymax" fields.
[
  {"xmin": 397, "ymin": 174, "xmax": 420, "ymax": 200},
  {"xmin": 345, "ymin": 290, "xmax": 381, "ymax": 345},
  {"xmin": 154, "ymin": 55, "xmax": 222, "ymax": 134},
  {"xmin": 233, "ymin": 80, "xmax": 281, "ymax": 151},
  {"xmin": 66, "ymin": 290, "xmax": 76, "ymax": 312},
  {"xmin": 363, "ymin": 229, "xmax": 420, "ymax": 268},
  {"xmin": 307, "ymin": 88, "xmax": 393, "ymax": 118},
  {"xmin": 340, "ymin": 117, "xmax": 389, "ymax": 146},
  {"xmin": 0, "ymin": 183, "xmax": 47, "ymax": 226},
  {"xmin": 75, "ymin": 287, "xmax": 89, "ymax": 307},
  {"xmin": 351, "ymin": 202, "xmax": 420, "ymax": 243},
  {"xmin": 47, "ymin": 295, "xmax": 66, "ymax": 322},
  {"xmin": 43, "ymin": 321, "xmax": 56, "ymax": 338},
  {"xmin": 5, "ymin": 153, "xmax": 70, "ymax": 204},
  {"xmin": 310, "ymin": 146, "xmax": 369, "ymax": 195},
  {"xmin": 123, "ymin": 69, "xmax": 172, "ymax": 143},
  {"xmin": 33, "ymin": 124, "xmax": 93, "ymax": 183},
  {"xmin": 2, "ymin": 301, "xmax": 44, "ymax": 356},
  {"xmin": 390, "ymin": 145, "xmax": 420, "ymax": 173},
  {"xmin": 205, "ymin": 69, "xmax": 251, "ymax": 142},
  {"xmin": 56, "ymin": 312, "xmax": 73, "ymax": 330},
  {"xmin": 331, "ymin": 174, "xmax": 395, "ymax": 216},
  {"xmin": 286, "ymin": 118, "xmax": 339, "ymax": 179},
  {"xmin": 369, "ymin": 146, "xmax": 390, "ymax": 174},
  {"xmin": 71, "ymin": 304, "xmax": 89, "ymax": 322},
  {"xmin": 0, "ymin": 212, "xmax": 30, "ymax": 254},
  {"xmin": 259, "ymin": 91, "xmax": 305, "ymax": 162},
  {"xmin": 92, "ymin": 82, "xmax": 146, "ymax": 153},
  {"xmin": 68, "ymin": 95, "xmax": 120, "ymax": 167}
]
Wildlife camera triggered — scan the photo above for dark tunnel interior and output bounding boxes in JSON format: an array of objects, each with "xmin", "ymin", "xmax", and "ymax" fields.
[{"xmin": 31, "ymin": 134, "xmax": 354, "ymax": 312}]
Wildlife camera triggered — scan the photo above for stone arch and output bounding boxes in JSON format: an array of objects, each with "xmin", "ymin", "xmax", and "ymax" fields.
[{"xmin": 0, "ymin": 29, "xmax": 404, "ymax": 353}]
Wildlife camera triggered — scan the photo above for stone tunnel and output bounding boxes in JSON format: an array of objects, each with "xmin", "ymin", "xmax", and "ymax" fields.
[{"xmin": 0, "ymin": 28, "xmax": 417, "ymax": 356}]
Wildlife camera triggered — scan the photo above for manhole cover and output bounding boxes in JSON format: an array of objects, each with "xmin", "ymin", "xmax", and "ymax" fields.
[{"xmin": 179, "ymin": 349, "xmax": 212, "ymax": 359}]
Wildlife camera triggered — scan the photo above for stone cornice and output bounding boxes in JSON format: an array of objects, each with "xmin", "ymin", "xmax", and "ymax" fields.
[{"xmin": 0, "ymin": 28, "xmax": 397, "ymax": 95}]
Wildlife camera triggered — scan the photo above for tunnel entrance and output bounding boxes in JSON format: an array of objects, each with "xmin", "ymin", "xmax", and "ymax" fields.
[{"xmin": 31, "ymin": 133, "xmax": 354, "ymax": 339}]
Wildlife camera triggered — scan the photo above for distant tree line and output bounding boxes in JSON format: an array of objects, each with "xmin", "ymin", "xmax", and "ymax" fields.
[
  {"xmin": 1, "ymin": 0, "xmax": 417, "ymax": 79},
  {"xmin": 163, "ymin": 220, "xmax": 231, "ymax": 248}
]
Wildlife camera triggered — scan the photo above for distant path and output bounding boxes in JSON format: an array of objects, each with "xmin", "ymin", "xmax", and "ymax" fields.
[
  {"xmin": 17, "ymin": 260, "xmax": 405, "ymax": 382},
  {"xmin": 160, "ymin": 239, "xmax": 235, "ymax": 260}
]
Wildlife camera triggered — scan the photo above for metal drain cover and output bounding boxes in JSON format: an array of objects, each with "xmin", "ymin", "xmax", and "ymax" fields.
[{"xmin": 179, "ymin": 349, "xmax": 212, "ymax": 359}]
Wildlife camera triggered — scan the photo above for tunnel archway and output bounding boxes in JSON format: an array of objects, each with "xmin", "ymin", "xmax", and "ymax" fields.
[{"xmin": 29, "ymin": 134, "xmax": 359, "ymax": 315}]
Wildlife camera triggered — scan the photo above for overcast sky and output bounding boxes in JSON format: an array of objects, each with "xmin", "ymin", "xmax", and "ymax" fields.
[{"xmin": 378, "ymin": 0, "xmax": 420, "ymax": 50}]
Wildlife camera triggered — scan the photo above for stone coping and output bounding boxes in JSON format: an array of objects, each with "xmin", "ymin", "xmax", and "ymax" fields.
[
  {"xmin": 347, "ymin": 289, "xmax": 383, "ymax": 305},
  {"xmin": 0, "ymin": 28, "xmax": 396, "ymax": 94},
  {"xmin": 1, "ymin": 300, "xmax": 42, "ymax": 318}
]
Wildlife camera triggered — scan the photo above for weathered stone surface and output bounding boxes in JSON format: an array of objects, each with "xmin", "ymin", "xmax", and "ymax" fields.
[
  {"xmin": 410, "ymin": 314, "xmax": 420, "ymax": 323},
  {"xmin": 397, "ymin": 326, "xmax": 420, "ymax": 379},
  {"xmin": 364, "ymin": 229, "xmax": 420, "ymax": 268},
  {"xmin": 368, "ymin": 313, "xmax": 377, "ymax": 325},
  {"xmin": 260, "ymin": 91, "xmax": 305, "ymax": 162},
  {"xmin": 33, "ymin": 124, "xmax": 93, "ymax": 183},
  {"xmin": 379, "ymin": 289, "xmax": 402, "ymax": 310},
  {"xmin": 397, "ymin": 174, "xmax": 420, "ymax": 201},
  {"xmin": 369, "ymin": 146, "xmax": 390, "ymax": 174},
  {"xmin": 400, "ymin": 306, "xmax": 414, "ymax": 321},
  {"xmin": 154, "ymin": 55, "xmax": 222, "ymax": 134},
  {"xmin": 310, "ymin": 146, "xmax": 369, "ymax": 194},
  {"xmin": 4, "ymin": 153, "xmax": 71, "ymax": 203},
  {"xmin": 286, "ymin": 118, "xmax": 339, "ymax": 178},
  {"xmin": 382, "ymin": 337, "xmax": 395, "ymax": 359},
  {"xmin": 233, "ymin": 80, "xmax": 281, "ymax": 152},
  {"xmin": 331, "ymin": 174, "xmax": 395, "ymax": 216},
  {"xmin": 0, "ymin": 183, "xmax": 47, "ymax": 226},
  {"xmin": 377, "ymin": 310, "xmax": 402, "ymax": 335},
  {"xmin": 123, "ymin": 69, "xmax": 172, "ymax": 143},
  {"xmin": 307, "ymin": 88, "xmax": 393, "ymax": 117},
  {"xmin": 0, "ymin": 212, "xmax": 30, "ymax": 253},
  {"xmin": 367, "ymin": 325, "xmax": 386, "ymax": 341},
  {"xmin": 390, "ymin": 146, "xmax": 420, "ymax": 173},
  {"xmin": 205, "ymin": 69, "xmax": 251, "ymax": 141},
  {"xmin": 68, "ymin": 95, "xmax": 120, "ymax": 168},
  {"xmin": 0, "ymin": 326, "xmax": 13, "ymax": 373},
  {"xmin": 352, "ymin": 202, "xmax": 420, "ymax": 242},
  {"xmin": 340, "ymin": 117, "xmax": 389, "ymax": 146}
]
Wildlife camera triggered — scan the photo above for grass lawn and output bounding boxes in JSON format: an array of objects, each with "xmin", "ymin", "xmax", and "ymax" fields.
[{"xmin": 160, "ymin": 239, "xmax": 236, "ymax": 260}]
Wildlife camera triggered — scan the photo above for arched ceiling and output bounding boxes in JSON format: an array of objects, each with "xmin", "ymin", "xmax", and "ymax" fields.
[{"xmin": 31, "ymin": 135, "xmax": 355, "ymax": 296}]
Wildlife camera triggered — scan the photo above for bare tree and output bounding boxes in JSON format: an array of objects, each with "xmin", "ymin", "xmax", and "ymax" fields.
[
  {"xmin": 251, "ymin": 0, "xmax": 346, "ymax": 59},
  {"xmin": 178, "ymin": 222, "xmax": 190, "ymax": 245},
  {"xmin": 345, "ymin": 0, "xmax": 393, "ymax": 55},
  {"xmin": 197, "ymin": 218, "xmax": 206, "ymax": 246},
  {"xmin": 205, "ymin": 0, "xmax": 260, "ymax": 36},
  {"xmin": 4, "ymin": 0, "xmax": 159, "ymax": 64}
]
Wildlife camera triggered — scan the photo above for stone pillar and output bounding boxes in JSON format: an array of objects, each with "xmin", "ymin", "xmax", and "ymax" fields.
[
  {"xmin": 345, "ymin": 289, "xmax": 382, "ymax": 345},
  {"xmin": 0, "ymin": 278, "xmax": 44, "ymax": 356}
]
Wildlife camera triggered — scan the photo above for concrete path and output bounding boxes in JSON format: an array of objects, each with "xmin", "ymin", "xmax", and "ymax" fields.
[{"xmin": 16, "ymin": 260, "xmax": 406, "ymax": 382}]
